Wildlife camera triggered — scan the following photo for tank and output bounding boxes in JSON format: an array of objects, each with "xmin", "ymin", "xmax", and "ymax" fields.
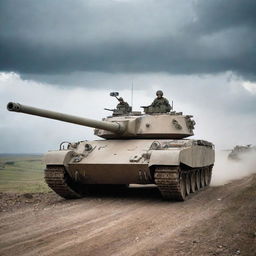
[
  {"xmin": 7, "ymin": 99, "xmax": 215, "ymax": 201},
  {"xmin": 228, "ymin": 145, "xmax": 256, "ymax": 160}
]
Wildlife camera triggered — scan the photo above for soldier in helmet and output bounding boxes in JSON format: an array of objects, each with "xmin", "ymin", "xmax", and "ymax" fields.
[
  {"xmin": 151, "ymin": 90, "xmax": 171, "ymax": 113},
  {"xmin": 116, "ymin": 97, "xmax": 131, "ymax": 114}
]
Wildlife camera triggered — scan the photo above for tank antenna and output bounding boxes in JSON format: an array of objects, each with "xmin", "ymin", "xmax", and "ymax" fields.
[
  {"xmin": 172, "ymin": 100, "xmax": 174, "ymax": 110},
  {"xmin": 131, "ymin": 81, "xmax": 134, "ymax": 108}
]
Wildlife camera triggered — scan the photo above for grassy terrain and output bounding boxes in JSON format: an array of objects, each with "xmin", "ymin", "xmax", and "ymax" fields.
[{"xmin": 0, "ymin": 155, "xmax": 50, "ymax": 193}]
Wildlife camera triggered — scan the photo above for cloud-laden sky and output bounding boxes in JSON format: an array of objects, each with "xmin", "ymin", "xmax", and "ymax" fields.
[
  {"xmin": 0, "ymin": 0, "xmax": 256, "ymax": 153},
  {"xmin": 1, "ymin": 0, "xmax": 256, "ymax": 82}
]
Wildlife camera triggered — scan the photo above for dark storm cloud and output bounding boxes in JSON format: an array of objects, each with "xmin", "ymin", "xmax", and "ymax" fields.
[
  {"xmin": 191, "ymin": 0, "xmax": 256, "ymax": 34},
  {"xmin": 0, "ymin": 0, "xmax": 256, "ymax": 80}
]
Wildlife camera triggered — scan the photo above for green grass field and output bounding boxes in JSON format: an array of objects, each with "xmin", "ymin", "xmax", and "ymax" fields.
[{"xmin": 0, "ymin": 155, "xmax": 50, "ymax": 193}]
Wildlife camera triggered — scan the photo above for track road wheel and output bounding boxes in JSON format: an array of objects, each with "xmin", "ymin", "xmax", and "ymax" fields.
[
  {"xmin": 208, "ymin": 165, "xmax": 213, "ymax": 185},
  {"xmin": 204, "ymin": 167, "xmax": 210, "ymax": 186},
  {"xmin": 195, "ymin": 170, "xmax": 201, "ymax": 190},
  {"xmin": 179, "ymin": 175, "xmax": 187, "ymax": 201},
  {"xmin": 200, "ymin": 168, "xmax": 205, "ymax": 188},
  {"xmin": 185, "ymin": 172, "xmax": 191, "ymax": 196},
  {"xmin": 190, "ymin": 171, "xmax": 196, "ymax": 193}
]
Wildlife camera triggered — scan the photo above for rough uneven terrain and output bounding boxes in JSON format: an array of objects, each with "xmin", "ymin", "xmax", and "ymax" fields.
[{"xmin": 0, "ymin": 175, "xmax": 255, "ymax": 256}]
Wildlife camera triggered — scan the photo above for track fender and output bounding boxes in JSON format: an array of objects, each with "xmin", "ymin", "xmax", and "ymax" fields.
[
  {"xmin": 44, "ymin": 150, "xmax": 74, "ymax": 167},
  {"xmin": 179, "ymin": 146, "xmax": 215, "ymax": 168},
  {"xmin": 148, "ymin": 150, "xmax": 180, "ymax": 167},
  {"xmin": 148, "ymin": 146, "xmax": 215, "ymax": 168}
]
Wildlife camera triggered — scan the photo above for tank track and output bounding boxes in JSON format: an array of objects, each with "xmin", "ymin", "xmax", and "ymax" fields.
[
  {"xmin": 154, "ymin": 166, "xmax": 212, "ymax": 201},
  {"xmin": 44, "ymin": 165, "xmax": 82, "ymax": 199}
]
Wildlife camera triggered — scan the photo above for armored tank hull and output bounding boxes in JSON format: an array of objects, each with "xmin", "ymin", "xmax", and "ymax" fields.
[
  {"xmin": 44, "ymin": 139, "xmax": 214, "ymax": 201},
  {"xmin": 7, "ymin": 101, "xmax": 215, "ymax": 201}
]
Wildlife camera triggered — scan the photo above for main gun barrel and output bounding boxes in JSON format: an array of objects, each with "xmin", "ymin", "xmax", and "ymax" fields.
[{"xmin": 7, "ymin": 102, "xmax": 125, "ymax": 133}]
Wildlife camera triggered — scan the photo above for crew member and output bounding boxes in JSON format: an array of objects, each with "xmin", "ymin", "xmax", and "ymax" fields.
[
  {"xmin": 151, "ymin": 90, "xmax": 171, "ymax": 112},
  {"xmin": 116, "ymin": 97, "xmax": 130, "ymax": 114}
]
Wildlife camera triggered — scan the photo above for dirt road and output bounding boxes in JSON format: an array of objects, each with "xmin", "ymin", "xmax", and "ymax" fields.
[{"xmin": 0, "ymin": 175, "xmax": 255, "ymax": 256}]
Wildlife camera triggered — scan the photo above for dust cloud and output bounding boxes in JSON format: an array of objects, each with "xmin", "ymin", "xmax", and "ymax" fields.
[{"xmin": 211, "ymin": 150, "xmax": 256, "ymax": 186}]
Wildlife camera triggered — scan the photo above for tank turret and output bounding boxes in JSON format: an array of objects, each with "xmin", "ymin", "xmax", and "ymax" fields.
[{"xmin": 7, "ymin": 102, "xmax": 195, "ymax": 139}]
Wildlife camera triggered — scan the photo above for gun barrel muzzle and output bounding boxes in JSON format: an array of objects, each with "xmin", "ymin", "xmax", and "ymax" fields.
[{"xmin": 7, "ymin": 102, "xmax": 21, "ymax": 112}]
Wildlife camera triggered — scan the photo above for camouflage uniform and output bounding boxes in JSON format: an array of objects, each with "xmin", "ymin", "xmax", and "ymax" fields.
[
  {"xmin": 116, "ymin": 101, "xmax": 130, "ymax": 114},
  {"xmin": 151, "ymin": 97, "xmax": 171, "ymax": 113}
]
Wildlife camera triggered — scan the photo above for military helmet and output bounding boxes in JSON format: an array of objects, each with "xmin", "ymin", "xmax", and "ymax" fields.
[
  {"xmin": 119, "ymin": 97, "xmax": 124, "ymax": 101},
  {"xmin": 156, "ymin": 90, "xmax": 163, "ymax": 96}
]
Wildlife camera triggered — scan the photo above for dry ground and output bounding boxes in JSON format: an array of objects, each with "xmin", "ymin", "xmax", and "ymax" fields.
[{"xmin": 0, "ymin": 175, "xmax": 255, "ymax": 256}]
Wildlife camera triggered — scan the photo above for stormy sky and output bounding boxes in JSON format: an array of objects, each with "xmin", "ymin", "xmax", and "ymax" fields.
[{"xmin": 0, "ymin": 0, "xmax": 256, "ymax": 153}]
